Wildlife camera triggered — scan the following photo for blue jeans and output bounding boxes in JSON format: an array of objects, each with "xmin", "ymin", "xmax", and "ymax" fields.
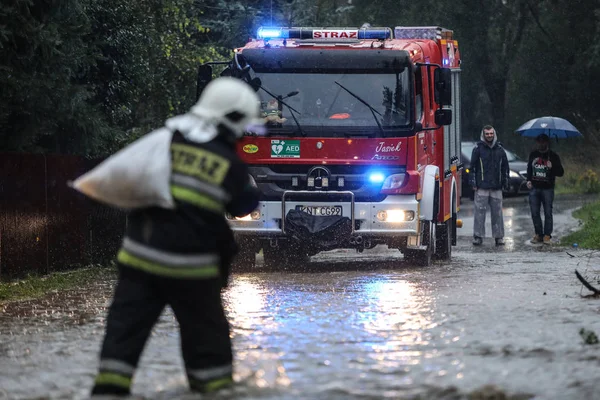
[{"xmin": 529, "ymin": 188, "xmax": 554, "ymax": 236}]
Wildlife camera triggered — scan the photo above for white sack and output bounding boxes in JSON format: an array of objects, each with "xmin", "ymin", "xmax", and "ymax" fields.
[{"xmin": 70, "ymin": 127, "xmax": 175, "ymax": 210}]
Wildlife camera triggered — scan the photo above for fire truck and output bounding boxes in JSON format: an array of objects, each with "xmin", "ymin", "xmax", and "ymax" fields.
[{"xmin": 196, "ymin": 25, "xmax": 463, "ymax": 268}]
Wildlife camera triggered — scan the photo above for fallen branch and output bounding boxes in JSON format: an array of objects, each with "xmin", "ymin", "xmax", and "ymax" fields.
[{"xmin": 575, "ymin": 269, "xmax": 600, "ymax": 295}]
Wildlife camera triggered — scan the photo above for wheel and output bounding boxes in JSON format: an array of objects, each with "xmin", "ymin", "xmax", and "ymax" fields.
[
  {"xmin": 434, "ymin": 217, "xmax": 453, "ymax": 260},
  {"xmin": 262, "ymin": 244, "xmax": 311, "ymax": 271},
  {"xmin": 404, "ymin": 221, "xmax": 434, "ymax": 266}
]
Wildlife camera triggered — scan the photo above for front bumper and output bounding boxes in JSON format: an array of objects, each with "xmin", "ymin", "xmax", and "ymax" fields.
[{"xmin": 228, "ymin": 193, "xmax": 420, "ymax": 241}]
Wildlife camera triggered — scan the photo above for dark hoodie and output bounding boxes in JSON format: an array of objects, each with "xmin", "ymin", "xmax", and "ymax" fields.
[
  {"xmin": 469, "ymin": 129, "xmax": 509, "ymax": 190},
  {"xmin": 526, "ymin": 147, "xmax": 564, "ymax": 190}
]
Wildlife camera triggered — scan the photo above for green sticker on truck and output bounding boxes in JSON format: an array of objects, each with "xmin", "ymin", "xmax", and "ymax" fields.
[{"xmin": 271, "ymin": 140, "xmax": 300, "ymax": 158}]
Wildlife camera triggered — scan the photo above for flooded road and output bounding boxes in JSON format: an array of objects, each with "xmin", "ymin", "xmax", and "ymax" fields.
[{"xmin": 2, "ymin": 194, "xmax": 600, "ymax": 400}]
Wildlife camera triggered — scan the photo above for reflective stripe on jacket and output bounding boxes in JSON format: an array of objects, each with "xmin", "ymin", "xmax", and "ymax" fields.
[
  {"xmin": 118, "ymin": 238, "xmax": 220, "ymax": 279},
  {"xmin": 170, "ymin": 142, "xmax": 232, "ymax": 214}
]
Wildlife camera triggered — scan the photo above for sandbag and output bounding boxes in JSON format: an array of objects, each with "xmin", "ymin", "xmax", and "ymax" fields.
[{"xmin": 69, "ymin": 127, "xmax": 175, "ymax": 210}]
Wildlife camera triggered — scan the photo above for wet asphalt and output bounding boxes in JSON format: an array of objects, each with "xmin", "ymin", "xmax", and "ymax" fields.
[{"xmin": 1, "ymin": 194, "xmax": 600, "ymax": 400}]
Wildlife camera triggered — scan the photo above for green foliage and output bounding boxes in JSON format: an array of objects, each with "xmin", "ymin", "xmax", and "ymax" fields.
[
  {"xmin": 0, "ymin": 0, "xmax": 599, "ymax": 156},
  {"xmin": 0, "ymin": 0, "xmax": 110, "ymax": 155},
  {"xmin": 0, "ymin": 0, "xmax": 222, "ymax": 156},
  {"xmin": 577, "ymin": 170, "xmax": 600, "ymax": 194},
  {"xmin": 86, "ymin": 0, "xmax": 222, "ymax": 148},
  {"xmin": 554, "ymin": 156, "xmax": 600, "ymax": 195},
  {"xmin": 560, "ymin": 200, "xmax": 600, "ymax": 249}
]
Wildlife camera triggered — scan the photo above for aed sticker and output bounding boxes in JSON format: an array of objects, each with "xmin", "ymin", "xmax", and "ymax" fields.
[
  {"xmin": 243, "ymin": 144, "xmax": 259, "ymax": 154},
  {"xmin": 271, "ymin": 140, "xmax": 300, "ymax": 158}
]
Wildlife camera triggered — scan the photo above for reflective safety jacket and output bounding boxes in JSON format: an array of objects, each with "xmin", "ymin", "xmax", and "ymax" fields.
[{"xmin": 117, "ymin": 129, "xmax": 259, "ymax": 281}]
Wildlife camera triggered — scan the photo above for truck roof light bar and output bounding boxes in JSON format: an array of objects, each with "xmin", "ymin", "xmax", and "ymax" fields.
[
  {"xmin": 256, "ymin": 26, "xmax": 393, "ymax": 40},
  {"xmin": 394, "ymin": 26, "xmax": 453, "ymax": 41}
]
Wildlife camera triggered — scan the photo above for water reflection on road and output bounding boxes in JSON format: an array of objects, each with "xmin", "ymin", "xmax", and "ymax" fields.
[{"xmin": 1, "ymin": 195, "xmax": 600, "ymax": 399}]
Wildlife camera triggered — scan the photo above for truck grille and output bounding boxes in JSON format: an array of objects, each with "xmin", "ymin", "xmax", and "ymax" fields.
[{"xmin": 249, "ymin": 165, "xmax": 405, "ymax": 202}]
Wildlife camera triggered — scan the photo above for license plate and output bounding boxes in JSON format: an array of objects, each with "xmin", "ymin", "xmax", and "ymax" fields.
[{"xmin": 296, "ymin": 205, "xmax": 342, "ymax": 216}]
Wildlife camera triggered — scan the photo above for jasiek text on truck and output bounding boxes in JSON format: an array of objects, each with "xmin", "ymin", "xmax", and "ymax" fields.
[{"xmin": 196, "ymin": 24, "xmax": 463, "ymax": 268}]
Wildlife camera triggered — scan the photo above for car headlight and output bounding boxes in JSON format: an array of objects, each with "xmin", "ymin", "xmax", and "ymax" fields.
[{"xmin": 509, "ymin": 170, "xmax": 519, "ymax": 178}]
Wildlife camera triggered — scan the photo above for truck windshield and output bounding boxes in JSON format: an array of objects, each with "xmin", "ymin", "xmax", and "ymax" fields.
[{"xmin": 251, "ymin": 71, "xmax": 412, "ymax": 138}]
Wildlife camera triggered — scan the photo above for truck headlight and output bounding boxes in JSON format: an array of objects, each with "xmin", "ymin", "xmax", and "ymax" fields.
[
  {"xmin": 234, "ymin": 210, "xmax": 261, "ymax": 221},
  {"xmin": 376, "ymin": 209, "xmax": 414, "ymax": 222}
]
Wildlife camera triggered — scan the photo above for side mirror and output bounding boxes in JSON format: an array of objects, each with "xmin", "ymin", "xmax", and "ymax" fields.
[
  {"xmin": 434, "ymin": 68, "xmax": 452, "ymax": 106},
  {"xmin": 196, "ymin": 64, "xmax": 213, "ymax": 101},
  {"xmin": 434, "ymin": 109, "xmax": 452, "ymax": 126}
]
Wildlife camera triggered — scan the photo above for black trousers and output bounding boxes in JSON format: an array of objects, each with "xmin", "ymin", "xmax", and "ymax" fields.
[{"xmin": 92, "ymin": 265, "xmax": 232, "ymax": 394}]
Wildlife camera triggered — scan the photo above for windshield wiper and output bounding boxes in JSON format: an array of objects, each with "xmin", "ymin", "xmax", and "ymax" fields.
[
  {"xmin": 334, "ymin": 81, "xmax": 384, "ymax": 137},
  {"xmin": 251, "ymin": 80, "xmax": 306, "ymax": 137}
]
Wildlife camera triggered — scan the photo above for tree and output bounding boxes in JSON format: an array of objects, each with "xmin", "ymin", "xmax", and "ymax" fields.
[{"xmin": 0, "ymin": 0, "xmax": 117, "ymax": 155}]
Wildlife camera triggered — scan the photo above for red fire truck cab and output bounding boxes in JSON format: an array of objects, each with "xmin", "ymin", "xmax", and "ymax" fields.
[{"xmin": 197, "ymin": 25, "xmax": 463, "ymax": 268}]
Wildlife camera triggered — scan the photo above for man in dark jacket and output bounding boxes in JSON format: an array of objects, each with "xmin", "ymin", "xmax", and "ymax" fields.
[
  {"xmin": 469, "ymin": 125, "xmax": 510, "ymax": 246},
  {"xmin": 526, "ymin": 133, "xmax": 564, "ymax": 244},
  {"xmin": 91, "ymin": 77, "xmax": 261, "ymax": 396}
]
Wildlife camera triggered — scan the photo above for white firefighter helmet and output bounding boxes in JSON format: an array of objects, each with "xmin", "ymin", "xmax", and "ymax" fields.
[{"xmin": 190, "ymin": 77, "xmax": 262, "ymax": 138}]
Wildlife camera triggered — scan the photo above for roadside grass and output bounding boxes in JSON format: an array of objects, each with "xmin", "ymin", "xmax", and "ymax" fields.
[
  {"xmin": 555, "ymin": 158, "xmax": 600, "ymax": 195},
  {"xmin": 560, "ymin": 201, "xmax": 600, "ymax": 249},
  {"xmin": 554, "ymin": 156, "xmax": 600, "ymax": 249},
  {"xmin": 0, "ymin": 264, "xmax": 117, "ymax": 304}
]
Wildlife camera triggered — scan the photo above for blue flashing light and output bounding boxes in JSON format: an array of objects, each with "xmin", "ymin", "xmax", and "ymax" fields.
[
  {"xmin": 443, "ymin": 58, "xmax": 449, "ymax": 65},
  {"xmin": 358, "ymin": 28, "xmax": 392, "ymax": 40},
  {"xmin": 256, "ymin": 26, "xmax": 392, "ymax": 41},
  {"xmin": 257, "ymin": 27, "xmax": 289, "ymax": 39},
  {"xmin": 368, "ymin": 172, "xmax": 385, "ymax": 183}
]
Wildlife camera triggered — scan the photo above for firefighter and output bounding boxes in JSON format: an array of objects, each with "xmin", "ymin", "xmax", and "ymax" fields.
[{"xmin": 91, "ymin": 77, "xmax": 262, "ymax": 396}]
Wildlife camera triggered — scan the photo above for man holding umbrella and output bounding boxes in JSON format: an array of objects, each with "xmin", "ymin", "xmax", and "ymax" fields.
[
  {"xmin": 526, "ymin": 133, "xmax": 564, "ymax": 244},
  {"xmin": 515, "ymin": 115, "xmax": 579, "ymax": 244}
]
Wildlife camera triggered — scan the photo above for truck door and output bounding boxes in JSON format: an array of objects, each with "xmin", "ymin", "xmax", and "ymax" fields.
[
  {"xmin": 424, "ymin": 66, "xmax": 436, "ymax": 166},
  {"xmin": 415, "ymin": 67, "xmax": 430, "ymax": 168}
]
